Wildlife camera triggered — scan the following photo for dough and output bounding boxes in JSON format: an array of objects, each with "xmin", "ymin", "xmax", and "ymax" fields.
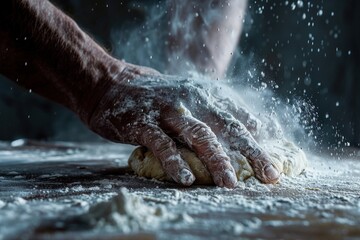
[
  {"xmin": 128, "ymin": 140, "xmax": 307, "ymax": 185},
  {"xmin": 262, "ymin": 140, "xmax": 307, "ymax": 177},
  {"xmin": 128, "ymin": 146, "xmax": 235, "ymax": 185}
]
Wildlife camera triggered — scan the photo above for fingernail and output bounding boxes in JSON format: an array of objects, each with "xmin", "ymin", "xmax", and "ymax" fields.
[
  {"xmin": 223, "ymin": 169, "xmax": 237, "ymax": 188},
  {"xmin": 179, "ymin": 169, "xmax": 195, "ymax": 186},
  {"xmin": 264, "ymin": 165, "xmax": 280, "ymax": 184}
]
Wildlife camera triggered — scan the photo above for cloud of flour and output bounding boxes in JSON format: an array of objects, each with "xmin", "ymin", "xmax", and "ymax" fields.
[
  {"xmin": 111, "ymin": 2, "xmax": 168, "ymax": 72},
  {"xmin": 110, "ymin": 0, "xmax": 317, "ymax": 151}
]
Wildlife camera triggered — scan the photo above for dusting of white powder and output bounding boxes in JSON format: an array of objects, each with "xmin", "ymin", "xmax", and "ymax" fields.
[{"xmin": 81, "ymin": 188, "xmax": 178, "ymax": 234}]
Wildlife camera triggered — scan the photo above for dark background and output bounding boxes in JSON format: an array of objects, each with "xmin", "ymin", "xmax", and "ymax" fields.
[{"xmin": 0, "ymin": 0, "xmax": 359, "ymax": 148}]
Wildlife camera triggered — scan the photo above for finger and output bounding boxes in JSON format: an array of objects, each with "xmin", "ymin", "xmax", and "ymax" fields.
[
  {"xmin": 222, "ymin": 116, "xmax": 280, "ymax": 184},
  {"xmin": 163, "ymin": 115, "xmax": 237, "ymax": 188},
  {"xmin": 134, "ymin": 123, "xmax": 195, "ymax": 186},
  {"xmin": 212, "ymin": 96, "xmax": 262, "ymax": 137},
  {"xmin": 193, "ymin": 106, "xmax": 280, "ymax": 184}
]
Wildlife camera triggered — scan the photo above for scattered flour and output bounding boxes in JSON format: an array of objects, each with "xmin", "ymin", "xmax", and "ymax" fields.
[
  {"xmin": 0, "ymin": 143, "xmax": 359, "ymax": 239},
  {"xmin": 0, "ymin": 200, "xmax": 5, "ymax": 209},
  {"xmin": 80, "ymin": 188, "xmax": 177, "ymax": 234}
]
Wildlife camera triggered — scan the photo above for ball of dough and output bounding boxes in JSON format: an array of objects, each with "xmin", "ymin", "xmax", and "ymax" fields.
[
  {"xmin": 128, "ymin": 140, "xmax": 307, "ymax": 185},
  {"xmin": 128, "ymin": 147, "xmax": 215, "ymax": 185}
]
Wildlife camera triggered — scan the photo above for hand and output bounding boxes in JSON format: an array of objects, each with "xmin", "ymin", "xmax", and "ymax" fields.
[{"xmin": 85, "ymin": 62, "xmax": 280, "ymax": 187}]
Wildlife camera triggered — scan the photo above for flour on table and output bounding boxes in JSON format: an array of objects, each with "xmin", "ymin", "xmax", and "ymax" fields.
[
  {"xmin": 81, "ymin": 188, "xmax": 175, "ymax": 233},
  {"xmin": 128, "ymin": 140, "xmax": 307, "ymax": 184}
]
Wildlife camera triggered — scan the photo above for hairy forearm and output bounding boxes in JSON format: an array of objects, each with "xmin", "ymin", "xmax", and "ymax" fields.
[{"xmin": 0, "ymin": 0, "xmax": 125, "ymax": 121}]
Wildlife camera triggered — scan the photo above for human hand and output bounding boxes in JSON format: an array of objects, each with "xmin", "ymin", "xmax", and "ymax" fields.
[{"xmin": 85, "ymin": 63, "xmax": 280, "ymax": 187}]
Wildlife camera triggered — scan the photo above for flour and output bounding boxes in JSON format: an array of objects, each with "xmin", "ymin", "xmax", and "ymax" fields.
[
  {"xmin": 0, "ymin": 200, "xmax": 6, "ymax": 209},
  {"xmin": 1, "ymin": 143, "xmax": 360, "ymax": 239},
  {"xmin": 80, "ymin": 188, "xmax": 177, "ymax": 234}
]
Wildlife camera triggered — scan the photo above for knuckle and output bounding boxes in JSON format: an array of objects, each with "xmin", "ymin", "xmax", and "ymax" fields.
[
  {"xmin": 135, "ymin": 124, "xmax": 157, "ymax": 144},
  {"xmin": 189, "ymin": 122, "xmax": 216, "ymax": 145},
  {"xmin": 226, "ymin": 120, "xmax": 249, "ymax": 138},
  {"xmin": 243, "ymin": 144, "xmax": 264, "ymax": 161},
  {"xmin": 247, "ymin": 116, "xmax": 262, "ymax": 134},
  {"xmin": 246, "ymin": 146, "xmax": 261, "ymax": 158},
  {"xmin": 205, "ymin": 153, "xmax": 231, "ymax": 174},
  {"xmin": 137, "ymin": 127, "xmax": 152, "ymax": 144},
  {"xmin": 154, "ymin": 137, "xmax": 174, "ymax": 156},
  {"xmin": 173, "ymin": 118, "xmax": 189, "ymax": 131},
  {"xmin": 139, "ymin": 126, "xmax": 175, "ymax": 157}
]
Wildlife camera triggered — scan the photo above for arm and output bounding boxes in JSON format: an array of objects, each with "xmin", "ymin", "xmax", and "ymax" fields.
[
  {"xmin": 0, "ymin": 0, "xmax": 122, "ymax": 123},
  {"xmin": 167, "ymin": 0, "xmax": 247, "ymax": 78},
  {"xmin": 0, "ymin": 0, "xmax": 279, "ymax": 187}
]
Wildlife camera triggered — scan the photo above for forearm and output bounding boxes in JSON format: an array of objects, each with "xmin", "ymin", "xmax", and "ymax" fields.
[
  {"xmin": 167, "ymin": 0, "xmax": 247, "ymax": 78},
  {"xmin": 0, "ymin": 0, "xmax": 125, "ymax": 122}
]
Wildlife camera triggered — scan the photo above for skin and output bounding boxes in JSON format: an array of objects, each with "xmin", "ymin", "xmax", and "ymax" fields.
[
  {"xmin": 0, "ymin": 0, "xmax": 280, "ymax": 188},
  {"xmin": 167, "ymin": 0, "xmax": 247, "ymax": 78}
]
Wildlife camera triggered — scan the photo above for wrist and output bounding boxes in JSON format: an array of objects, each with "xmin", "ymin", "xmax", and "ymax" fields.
[
  {"xmin": 78, "ymin": 60, "xmax": 162, "ymax": 128},
  {"xmin": 77, "ymin": 58, "xmax": 127, "ymax": 126}
]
